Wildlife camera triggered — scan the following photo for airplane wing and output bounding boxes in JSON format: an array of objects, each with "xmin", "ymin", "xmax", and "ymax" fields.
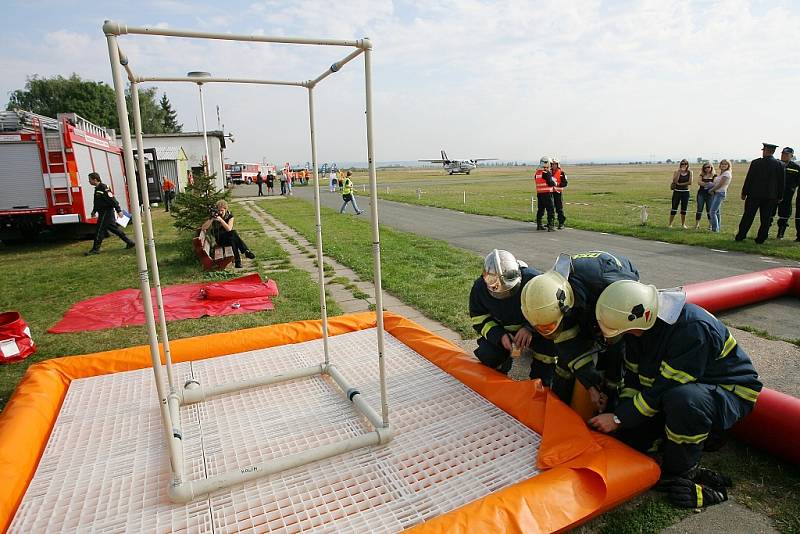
[
  {"xmin": 470, "ymin": 158, "xmax": 498, "ymax": 161},
  {"xmin": 419, "ymin": 159, "xmax": 447, "ymax": 163}
]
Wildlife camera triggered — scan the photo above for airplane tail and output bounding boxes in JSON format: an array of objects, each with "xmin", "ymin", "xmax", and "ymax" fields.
[{"xmin": 441, "ymin": 150, "xmax": 449, "ymax": 163}]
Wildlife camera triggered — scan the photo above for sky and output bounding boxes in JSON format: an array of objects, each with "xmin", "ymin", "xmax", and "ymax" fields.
[{"xmin": 2, "ymin": 0, "xmax": 799, "ymax": 165}]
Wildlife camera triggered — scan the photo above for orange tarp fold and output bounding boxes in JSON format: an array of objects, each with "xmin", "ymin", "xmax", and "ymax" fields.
[{"xmin": 0, "ymin": 312, "xmax": 659, "ymax": 533}]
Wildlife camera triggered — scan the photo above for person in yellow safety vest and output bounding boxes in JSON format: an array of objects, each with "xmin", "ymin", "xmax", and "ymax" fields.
[
  {"xmin": 551, "ymin": 157, "xmax": 568, "ymax": 229},
  {"xmin": 339, "ymin": 171, "xmax": 363, "ymax": 215},
  {"xmin": 534, "ymin": 156, "xmax": 557, "ymax": 231}
]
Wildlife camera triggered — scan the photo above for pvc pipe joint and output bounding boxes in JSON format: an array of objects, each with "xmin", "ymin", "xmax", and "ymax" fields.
[
  {"xmin": 359, "ymin": 37, "xmax": 372, "ymax": 50},
  {"xmin": 103, "ymin": 20, "xmax": 127, "ymax": 36}
]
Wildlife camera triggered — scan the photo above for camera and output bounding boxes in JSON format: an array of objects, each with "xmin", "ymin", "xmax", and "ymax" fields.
[{"xmin": 209, "ymin": 207, "xmax": 221, "ymax": 218}]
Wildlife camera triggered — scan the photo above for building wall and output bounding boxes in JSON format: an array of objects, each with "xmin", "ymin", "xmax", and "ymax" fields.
[{"xmin": 134, "ymin": 135, "xmax": 226, "ymax": 191}]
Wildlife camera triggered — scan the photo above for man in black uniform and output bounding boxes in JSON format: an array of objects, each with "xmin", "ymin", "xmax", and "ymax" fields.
[
  {"xmin": 735, "ymin": 142, "xmax": 785, "ymax": 244},
  {"xmin": 85, "ymin": 172, "xmax": 134, "ymax": 256},
  {"xmin": 551, "ymin": 158, "xmax": 568, "ymax": 229},
  {"xmin": 469, "ymin": 249, "xmax": 557, "ymax": 384},
  {"xmin": 589, "ymin": 281, "xmax": 762, "ymax": 508},
  {"xmin": 521, "ymin": 251, "xmax": 639, "ymax": 409},
  {"xmin": 776, "ymin": 147, "xmax": 800, "ymax": 239}
]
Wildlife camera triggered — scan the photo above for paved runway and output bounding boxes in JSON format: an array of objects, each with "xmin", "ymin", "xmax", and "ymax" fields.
[{"xmin": 236, "ymin": 184, "xmax": 800, "ymax": 340}]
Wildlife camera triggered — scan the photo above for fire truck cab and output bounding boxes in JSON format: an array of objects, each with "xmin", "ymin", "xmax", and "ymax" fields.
[{"xmin": 0, "ymin": 110, "xmax": 130, "ymax": 242}]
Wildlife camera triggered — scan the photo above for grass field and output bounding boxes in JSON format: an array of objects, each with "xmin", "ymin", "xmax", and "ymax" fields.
[
  {"xmin": 0, "ymin": 208, "xmax": 340, "ymax": 411},
  {"xmin": 344, "ymin": 163, "xmax": 800, "ymax": 262}
]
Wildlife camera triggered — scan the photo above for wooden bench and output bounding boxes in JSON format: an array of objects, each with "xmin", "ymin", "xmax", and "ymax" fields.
[{"xmin": 193, "ymin": 229, "xmax": 236, "ymax": 271}]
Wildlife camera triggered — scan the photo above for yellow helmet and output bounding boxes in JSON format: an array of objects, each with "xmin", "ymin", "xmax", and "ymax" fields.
[
  {"xmin": 521, "ymin": 270, "xmax": 574, "ymax": 337},
  {"xmin": 595, "ymin": 280, "xmax": 659, "ymax": 338}
]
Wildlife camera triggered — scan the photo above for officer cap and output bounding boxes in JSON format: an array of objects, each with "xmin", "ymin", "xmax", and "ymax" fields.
[
  {"xmin": 762, "ymin": 143, "xmax": 778, "ymax": 150},
  {"xmin": 782, "ymin": 147, "xmax": 794, "ymax": 155}
]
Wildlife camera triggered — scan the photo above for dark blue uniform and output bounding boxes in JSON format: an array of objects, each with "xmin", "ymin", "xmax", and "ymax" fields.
[
  {"xmin": 469, "ymin": 266, "xmax": 556, "ymax": 383},
  {"xmin": 551, "ymin": 251, "xmax": 639, "ymax": 403},
  {"xmin": 613, "ymin": 303, "xmax": 762, "ymax": 477},
  {"xmin": 776, "ymin": 159, "xmax": 800, "ymax": 238},
  {"xmin": 89, "ymin": 182, "xmax": 133, "ymax": 253},
  {"xmin": 736, "ymin": 155, "xmax": 786, "ymax": 243}
]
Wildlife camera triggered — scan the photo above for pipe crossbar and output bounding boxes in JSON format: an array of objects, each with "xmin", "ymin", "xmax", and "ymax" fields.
[{"xmin": 105, "ymin": 20, "xmax": 390, "ymax": 505}]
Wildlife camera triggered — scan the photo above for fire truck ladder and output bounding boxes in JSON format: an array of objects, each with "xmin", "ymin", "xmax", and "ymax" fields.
[{"xmin": 40, "ymin": 118, "xmax": 73, "ymax": 207}]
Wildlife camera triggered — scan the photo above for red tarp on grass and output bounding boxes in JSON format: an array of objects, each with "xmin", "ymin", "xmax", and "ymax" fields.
[{"xmin": 49, "ymin": 274, "xmax": 278, "ymax": 333}]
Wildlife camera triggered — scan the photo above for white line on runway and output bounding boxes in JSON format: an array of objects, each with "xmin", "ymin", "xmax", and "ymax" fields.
[
  {"xmin": 759, "ymin": 257, "xmax": 781, "ymax": 264},
  {"xmin": 710, "ymin": 249, "xmax": 729, "ymax": 253}
]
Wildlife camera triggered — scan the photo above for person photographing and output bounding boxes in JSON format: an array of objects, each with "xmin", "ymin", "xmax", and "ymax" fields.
[{"xmin": 200, "ymin": 200, "xmax": 255, "ymax": 269}]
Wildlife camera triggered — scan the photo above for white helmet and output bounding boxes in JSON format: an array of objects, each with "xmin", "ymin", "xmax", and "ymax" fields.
[
  {"xmin": 483, "ymin": 249, "xmax": 522, "ymax": 299},
  {"xmin": 551, "ymin": 156, "xmax": 560, "ymax": 165},
  {"xmin": 539, "ymin": 156, "xmax": 551, "ymax": 168},
  {"xmin": 521, "ymin": 270, "xmax": 574, "ymax": 337},
  {"xmin": 595, "ymin": 280, "xmax": 659, "ymax": 339}
]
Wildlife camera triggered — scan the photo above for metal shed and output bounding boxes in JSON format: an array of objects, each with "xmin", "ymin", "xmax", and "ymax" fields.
[{"xmin": 154, "ymin": 146, "xmax": 189, "ymax": 192}]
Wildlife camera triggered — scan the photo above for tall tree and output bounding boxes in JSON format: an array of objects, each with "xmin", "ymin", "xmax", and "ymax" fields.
[
  {"xmin": 5, "ymin": 74, "xmax": 180, "ymax": 135},
  {"xmin": 159, "ymin": 93, "xmax": 182, "ymax": 133}
]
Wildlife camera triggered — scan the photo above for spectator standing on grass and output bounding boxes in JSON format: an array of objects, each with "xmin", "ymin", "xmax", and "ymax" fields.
[
  {"xmin": 708, "ymin": 159, "xmax": 732, "ymax": 233},
  {"xmin": 776, "ymin": 147, "xmax": 800, "ymax": 240},
  {"xmin": 279, "ymin": 171, "xmax": 287, "ymax": 196},
  {"xmin": 162, "ymin": 176, "xmax": 176, "ymax": 212},
  {"xmin": 694, "ymin": 163, "xmax": 715, "ymax": 229},
  {"xmin": 668, "ymin": 159, "xmax": 693, "ymax": 229},
  {"xmin": 551, "ymin": 157, "xmax": 568, "ymax": 229},
  {"xmin": 470, "ymin": 249, "xmax": 556, "ymax": 384},
  {"xmin": 266, "ymin": 172, "xmax": 275, "ymax": 195},
  {"xmin": 200, "ymin": 200, "xmax": 255, "ymax": 269},
  {"xmin": 255, "ymin": 171, "xmax": 264, "ymax": 197},
  {"xmin": 339, "ymin": 171, "xmax": 363, "ymax": 215},
  {"xmin": 735, "ymin": 143, "xmax": 785, "ymax": 244},
  {"xmin": 534, "ymin": 156, "xmax": 556, "ymax": 231}
]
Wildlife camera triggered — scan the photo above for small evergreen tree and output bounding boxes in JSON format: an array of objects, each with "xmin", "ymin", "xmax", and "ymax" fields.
[
  {"xmin": 170, "ymin": 172, "xmax": 230, "ymax": 232},
  {"xmin": 160, "ymin": 93, "xmax": 182, "ymax": 133}
]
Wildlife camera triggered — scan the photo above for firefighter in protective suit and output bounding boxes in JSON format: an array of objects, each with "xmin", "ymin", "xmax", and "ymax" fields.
[
  {"xmin": 588, "ymin": 281, "xmax": 762, "ymax": 508},
  {"xmin": 469, "ymin": 250, "xmax": 557, "ymax": 383},
  {"xmin": 534, "ymin": 156, "xmax": 556, "ymax": 231},
  {"xmin": 521, "ymin": 251, "xmax": 639, "ymax": 408},
  {"xmin": 85, "ymin": 172, "xmax": 134, "ymax": 255}
]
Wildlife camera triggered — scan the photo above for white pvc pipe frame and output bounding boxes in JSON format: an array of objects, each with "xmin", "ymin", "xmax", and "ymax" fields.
[{"xmin": 103, "ymin": 20, "xmax": 391, "ymax": 504}]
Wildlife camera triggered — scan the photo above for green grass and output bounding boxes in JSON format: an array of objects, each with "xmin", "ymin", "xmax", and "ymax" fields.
[
  {"xmin": 344, "ymin": 164, "xmax": 800, "ymax": 262},
  {"xmin": 0, "ymin": 207, "xmax": 339, "ymax": 411},
  {"xmin": 258, "ymin": 197, "xmax": 481, "ymax": 337}
]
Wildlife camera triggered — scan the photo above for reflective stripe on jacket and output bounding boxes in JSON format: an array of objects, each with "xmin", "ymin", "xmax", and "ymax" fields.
[{"xmin": 535, "ymin": 169, "xmax": 554, "ymax": 194}]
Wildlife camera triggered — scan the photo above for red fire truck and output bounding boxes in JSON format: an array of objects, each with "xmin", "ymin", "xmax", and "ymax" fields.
[
  {"xmin": 225, "ymin": 162, "xmax": 276, "ymax": 185},
  {"xmin": 0, "ymin": 110, "xmax": 131, "ymax": 242}
]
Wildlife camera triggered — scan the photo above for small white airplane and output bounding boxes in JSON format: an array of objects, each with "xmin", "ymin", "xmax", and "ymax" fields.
[{"xmin": 419, "ymin": 150, "xmax": 497, "ymax": 175}]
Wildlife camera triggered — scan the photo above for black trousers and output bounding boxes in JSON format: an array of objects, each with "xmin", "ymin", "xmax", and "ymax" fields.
[
  {"xmin": 776, "ymin": 185, "xmax": 797, "ymax": 232},
  {"xmin": 92, "ymin": 209, "xmax": 133, "ymax": 251},
  {"xmin": 216, "ymin": 230, "xmax": 249, "ymax": 264},
  {"xmin": 670, "ymin": 190, "xmax": 690, "ymax": 215},
  {"xmin": 553, "ymin": 192, "xmax": 566, "ymax": 225},
  {"xmin": 614, "ymin": 383, "xmax": 753, "ymax": 477},
  {"xmin": 164, "ymin": 190, "xmax": 174, "ymax": 212},
  {"xmin": 736, "ymin": 197, "xmax": 778, "ymax": 243},
  {"xmin": 474, "ymin": 336, "xmax": 555, "ymax": 385},
  {"xmin": 257, "ymin": 183, "xmax": 264, "ymax": 196},
  {"xmin": 536, "ymin": 194, "xmax": 555, "ymax": 226}
]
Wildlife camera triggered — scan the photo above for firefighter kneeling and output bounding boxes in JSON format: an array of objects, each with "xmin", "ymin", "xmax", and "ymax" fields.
[{"xmin": 588, "ymin": 281, "xmax": 762, "ymax": 508}]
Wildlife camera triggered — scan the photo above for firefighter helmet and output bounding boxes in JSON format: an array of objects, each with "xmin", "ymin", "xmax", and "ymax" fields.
[
  {"xmin": 483, "ymin": 249, "xmax": 522, "ymax": 299},
  {"xmin": 521, "ymin": 270, "xmax": 574, "ymax": 336},
  {"xmin": 539, "ymin": 156, "xmax": 551, "ymax": 168},
  {"xmin": 551, "ymin": 156, "xmax": 560, "ymax": 165},
  {"xmin": 595, "ymin": 280, "xmax": 659, "ymax": 338}
]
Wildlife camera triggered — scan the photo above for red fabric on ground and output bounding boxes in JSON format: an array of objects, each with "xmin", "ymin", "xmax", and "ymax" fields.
[{"xmin": 49, "ymin": 274, "xmax": 278, "ymax": 333}]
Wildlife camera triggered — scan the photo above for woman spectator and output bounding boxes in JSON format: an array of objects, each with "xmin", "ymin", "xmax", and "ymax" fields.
[
  {"xmin": 668, "ymin": 159, "xmax": 693, "ymax": 229},
  {"xmin": 708, "ymin": 159, "xmax": 733, "ymax": 233},
  {"xmin": 694, "ymin": 162, "xmax": 716, "ymax": 229}
]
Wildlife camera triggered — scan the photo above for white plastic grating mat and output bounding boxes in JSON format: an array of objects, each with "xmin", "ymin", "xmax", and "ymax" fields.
[{"xmin": 11, "ymin": 328, "xmax": 541, "ymax": 533}]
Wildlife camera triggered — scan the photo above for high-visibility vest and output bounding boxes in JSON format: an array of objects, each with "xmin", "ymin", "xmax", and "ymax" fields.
[
  {"xmin": 534, "ymin": 169, "xmax": 553, "ymax": 194},
  {"xmin": 552, "ymin": 168, "xmax": 563, "ymax": 193},
  {"xmin": 342, "ymin": 178, "xmax": 353, "ymax": 195}
]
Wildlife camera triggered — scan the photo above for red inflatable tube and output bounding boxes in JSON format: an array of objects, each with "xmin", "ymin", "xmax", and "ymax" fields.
[{"xmin": 683, "ymin": 267, "xmax": 800, "ymax": 465}]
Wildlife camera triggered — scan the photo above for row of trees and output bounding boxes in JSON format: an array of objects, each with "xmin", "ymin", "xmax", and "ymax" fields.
[{"xmin": 5, "ymin": 74, "xmax": 182, "ymax": 134}]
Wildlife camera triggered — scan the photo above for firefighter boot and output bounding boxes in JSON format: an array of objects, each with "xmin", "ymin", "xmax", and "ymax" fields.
[
  {"xmin": 536, "ymin": 220, "xmax": 546, "ymax": 231},
  {"xmin": 777, "ymin": 226, "xmax": 786, "ymax": 239},
  {"xmin": 547, "ymin": 218, "xmax": 555, "ymax": 232}
]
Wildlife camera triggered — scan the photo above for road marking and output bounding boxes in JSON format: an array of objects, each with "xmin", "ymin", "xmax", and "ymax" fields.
[
  {"xmin": 759, "ymin": 257, "xmax": 781, "ymax": 264},
  {"xmin": 600, "ymin": 232, "xmax": 609, "ymax": 235},
  {"xmin": 710, "ymin": 249, "xmax": 728, "ymax": 253}
]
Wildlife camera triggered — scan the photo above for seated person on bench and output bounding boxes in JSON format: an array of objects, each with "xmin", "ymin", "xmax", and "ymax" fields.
[{"xmin": 200, "ymin": 200, "xmax": 255, "ymax": 269}]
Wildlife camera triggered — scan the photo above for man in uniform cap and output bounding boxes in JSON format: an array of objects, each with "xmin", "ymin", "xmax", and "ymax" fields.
[
  {"xmin": 775, "ymin": 147, "xmax": 800, "ymax": 240},
  {"xmin": 735, "ymin": 143, "xmax": 785, "ymax": 244}
]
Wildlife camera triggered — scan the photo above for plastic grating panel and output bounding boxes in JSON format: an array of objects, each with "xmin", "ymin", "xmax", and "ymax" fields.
[{"xmin": 10, "ymin": 328, "xmax": 541, "ymax": 533}]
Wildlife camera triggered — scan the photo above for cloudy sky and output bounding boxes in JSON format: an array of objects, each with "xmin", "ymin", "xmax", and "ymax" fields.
[{"xmin": 2, "ymin": 0, "xmax": 798, "ymax": 164}]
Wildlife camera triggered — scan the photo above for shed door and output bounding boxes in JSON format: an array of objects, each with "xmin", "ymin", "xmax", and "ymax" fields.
[{"xmin": 0, "ymin": 142, "xmax": 47, "ymax": 210}]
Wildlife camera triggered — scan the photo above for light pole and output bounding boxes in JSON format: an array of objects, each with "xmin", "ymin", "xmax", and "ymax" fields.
[{"xmin": 188, "ymin": 71, "xmax": 211, "ymax": 175}]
